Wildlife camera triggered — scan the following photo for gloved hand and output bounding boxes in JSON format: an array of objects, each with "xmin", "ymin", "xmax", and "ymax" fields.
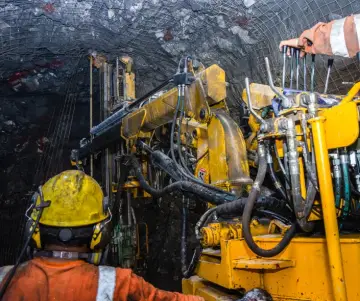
[
  {"xmin": 279, "ymin": 38, "xmax": 307, "ymax": 57},
  {"xmin": 279, "ymin": 38, "xmax": 301, "ymax": 52}
]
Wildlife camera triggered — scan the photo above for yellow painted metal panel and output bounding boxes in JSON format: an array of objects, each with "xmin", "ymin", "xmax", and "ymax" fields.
[
  {"xmin": 232, "ymin": 258, "xmax": 294, "ymax": 270},
  {"xmin": 200, "ymin": 64, "xmax": 226, "ymax": 105},
  {"xmin": 189, "ymin": 235, "xmax": 360, "ymax": 301},
  {"xmin": 319, "ymin": 101, "xmax": 359, "ymax": 149}
]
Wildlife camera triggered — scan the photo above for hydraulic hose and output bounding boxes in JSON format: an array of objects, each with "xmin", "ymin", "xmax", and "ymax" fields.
[
  {"xmin": 195, "ymin": 207, "xmax": 217, "ymax": 239},
  {"xmin": 181, "ymin": 198, "xmax": 189, "ymax": 276},
  {"xmin": 170, "ymin": 86, "xmax": 183, "ymax": 166},
  {"xmin": 138, "ymin": 141, "xmax": 235, "ymax": 196},
  {"xmin": 242, "ymin": 144, "xmax": 296, "ymax": 257},
  {"xmin": 274, "ymin": 144, "xmax": 290, "ymax": 185},
  {"xmin": 168, "ymin": 86, "xmax": 227, "ymax": 191},
  {"xmin": 283, "ymin": 143, "xmax": 292, "ymax": 201},
  {"xmin": 332, "ymin": 153, "xmax": 342, "ymax": 209},
  {"xmin": 299, "ymin": 120, "xmax": 318, "ymax": 191},
  {"xmin": 177, "ymin": 86, "xmax": 193, "ymax": 176},
  {"xmin": 266, "ymin": 146, "xmax": 288, "ymax": 202},
  {"xmin": 298, "ymin": 181, "xmax": 316, "ymax": 232},
  {"xmin": 285, "ymin": 120, "xmax": 315, "ymax": 233},
  {"xmin": 341, "ymin": 151, "xmax": 351, "ymax": 218},
  {"xmin": 182, "ymin": 245, "xmax": 202, "ymax": 279},
  {"xmin": 216, "ymin": 196, "xmax": 291, "ymax": 217},
  {"xmin": 130, "ymin": 155, "xmax": 235, "ymax": 205},
  {"xmin": 214, "ymin": 146, "xmax": 267, "ymax": 215},
  {"xmin": 112, "ymin": 158, "xmax": 129, "ymax": 226}
]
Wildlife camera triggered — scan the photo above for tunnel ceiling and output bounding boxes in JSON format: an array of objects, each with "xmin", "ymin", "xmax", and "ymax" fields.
[{"xmin": 1, "ymin": 0, "xmax": 360, "ymax": 105}]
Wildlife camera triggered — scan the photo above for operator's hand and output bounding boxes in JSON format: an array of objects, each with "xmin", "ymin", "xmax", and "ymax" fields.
[{"xmin": 279, "ymin": 38, "xmax": 306, "ymax": 57}]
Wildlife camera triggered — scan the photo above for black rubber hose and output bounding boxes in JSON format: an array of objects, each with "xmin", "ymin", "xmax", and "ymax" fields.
[
  {"xmin": 177, "ymin": 87, "xmax": 193, "ymax": 176},
  {"xmin": 111, "ymin": 158, "xmax": 129, "ymax": 226},
  {"xmin": 151, "ymin": 150, "xmax": 185, "ymax": 181},
  {"xmin": 195, "ymin": 207, "xmax": 217, "ymax": 239},
  {"xmin": 299, "ymin": 141, "xmax": 318, "ymax": 191},
  {"xmin": 167, "ymin": 87, "xmax": 227, "ymax": 192},
  {"xmin": 182, "ymin": 245, "xmax": 202, "ymax": 279},
  {"xmin": 242, "ymin": 145, "xmax": 296, "ymax": 257},
  {"xmin": 274, "ymin": 144, "xmax": 290, "ymax": 186},
  {"xmin": 130, "ymin": 156, "xmax": 235, "ymax": 205},
  {"xmin": 215, "ymin": 144, "xmax": 265, "ymax": 216},
  {"xmin": 268, "ymin": 162, "xmax": 287, "ymax": 201},
  {"xmin": 216, "ymin": 196, "xmax": 290, "ymax": 217},
  {"xmin": 170, "ymin": 89, "xmax": 182, "ymax": 165},
  {"xmin": 181, "ymin": 198, "xmax": 188, "ymax": 276},
  {"xmin": 138, "ymin": 143, "xmax": 235, "ymax": 196}
]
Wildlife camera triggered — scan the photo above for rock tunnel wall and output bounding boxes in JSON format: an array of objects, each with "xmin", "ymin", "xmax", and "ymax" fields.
[{"xmin": 1, "ymin": 0, "xmax": 360, "ymax": 290}]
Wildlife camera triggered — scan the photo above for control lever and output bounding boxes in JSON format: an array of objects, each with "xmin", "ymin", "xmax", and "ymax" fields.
[
  {"xmin": 311, "ymin": 54, "xmax": 316, "ymax": 92},
  {"xmin": 290, "ymin": 48, "xmax": 294, "ymax": 89},
  {"xmin": 296, "ymin": 49, "xmax": 300, "ymax": 90},
  {"xmin": 282, "ymin": 45, "xmax": 287, "ymax": 88},
  {"xmin": 303, "ymin": 53, "xmax": 307, "ymax": 91},
  {"xmin": 264, "ymin": 57, "xmax": 291, "ymax": 108},
  {"xmin": 245, "ymin": 77, "xmax": 265, "ymax": 126},
  {"xmin": 323, "ymin": 58, "xmax": 334, "ymax": 94}
]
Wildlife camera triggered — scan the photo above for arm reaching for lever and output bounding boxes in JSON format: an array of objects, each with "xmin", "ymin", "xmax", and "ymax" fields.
[{"xmin": 279, "ymin": 14, "xmax": 360, "ymax": 58}]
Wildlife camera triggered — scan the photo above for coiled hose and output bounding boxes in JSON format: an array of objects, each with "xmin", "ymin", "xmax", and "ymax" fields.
[
  {"xmin": 242, "ymin": 144, "xmax": 296, "ymax": 257},
  {"xmin": 215, "ymin": 144, "xmax": 296, "ymax": 257}
]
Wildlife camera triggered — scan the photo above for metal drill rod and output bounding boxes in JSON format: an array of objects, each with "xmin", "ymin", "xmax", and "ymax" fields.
[
  {"xmin": 311, "ymin": 54, "xmax": 316, "ymax": 92},
  {"xmin": 282, "ymin": 45, "xmax": 287, "ymax": 88},
  {"xmin": 290, "ymin": 48, "xmax": 294, "ymax": 89},
  {"xmin": 296, "ymin": 49, "xmax": 300, "ymax": 90},
  {"xmin": 323, "ymin": 58, "xmax": 334, "ymax": 94},
  {"xmin": 303, "ymin": 53, "xmax": 307, "ymax": 91}
]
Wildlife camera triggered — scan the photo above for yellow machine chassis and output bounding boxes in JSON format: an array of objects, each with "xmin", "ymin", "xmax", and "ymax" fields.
[
  {"xmin": 182, "ymin": 83, "xmax": 360, "ymax": 301},
  {"xmin": 183, "ymin": 234, "xmax": 360, "ymax": 300}
]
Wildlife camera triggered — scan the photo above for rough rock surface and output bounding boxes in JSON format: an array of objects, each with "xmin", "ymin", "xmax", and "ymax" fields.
[
  {"xmin": 1, "ymin": 0, "xmax": 360, "ymax": 293},
  {"xmin": 0, "ymin": 0, "xmax": 359, "ymax": 99}
]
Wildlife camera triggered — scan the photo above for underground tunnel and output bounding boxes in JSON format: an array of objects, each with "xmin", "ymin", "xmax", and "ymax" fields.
[{"xmin": 1, "ymin": 0, "xmax": 360, "ymax": 300}]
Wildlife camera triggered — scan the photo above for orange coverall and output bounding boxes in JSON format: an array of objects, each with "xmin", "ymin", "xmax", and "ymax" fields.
[
  {"xmin": 299, "ymin": 14, "xmax": 360, "ymax": 57},
  {"xmin": 0, "ymin": 258, "xmax": 203, "ymax": 301}
]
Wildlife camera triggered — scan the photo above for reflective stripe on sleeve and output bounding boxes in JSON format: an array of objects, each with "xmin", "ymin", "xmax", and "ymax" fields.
[
  {"xmin": 354, "ymin": 14, "xmax": 360, "ymax": 49},
  {"xmin": 330, "ymin": 17, "xmax": 349, "ymax": 57},
  {"xmin": 0, "ymin": 266, "xmax": 14, "ymax": 284},
  {"xmin": 96, "ymin": 266, "xmax": 116, "ymax": 301}
]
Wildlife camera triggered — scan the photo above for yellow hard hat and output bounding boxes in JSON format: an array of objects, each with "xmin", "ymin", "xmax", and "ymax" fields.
[{"xmin": 31, "ymin": 170, "xmax": 109, "ymax": 227}]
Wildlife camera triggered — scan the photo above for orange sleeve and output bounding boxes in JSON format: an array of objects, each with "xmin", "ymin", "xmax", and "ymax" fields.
[
  {"xmin": 114, "ymin": 268, "xmax": 203, "ymax": 301},
  {"xmin": 299, "ymin": 15, "xmax": 360, "ymax": 57},
  {"xmin": 299, "ymin": 22, "xmax": 333, "ymax": 56}
]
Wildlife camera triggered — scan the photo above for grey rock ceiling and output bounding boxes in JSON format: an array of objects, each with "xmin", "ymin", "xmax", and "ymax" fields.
[{"xmin": 1, "ymin": 0, "xmax": 360, "ymax": 105}]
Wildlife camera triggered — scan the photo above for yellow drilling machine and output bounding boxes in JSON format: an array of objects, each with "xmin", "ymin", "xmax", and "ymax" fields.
[{"xmin": 71, "ymin": 52, "xmax": 360, "ymax": 301}]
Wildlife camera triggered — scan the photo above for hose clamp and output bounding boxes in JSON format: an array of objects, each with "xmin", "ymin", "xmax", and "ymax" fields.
[
  {"xmin": 252, "ymin": 181, "xmax": 261, "ymax": 191},
  {"xmin": 258, "ymin": 144, "xmax": 266, "ymax": 157},
  {"xmin": 340, "ymin": 154, "xmax": 349, "ymax": 164}
]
